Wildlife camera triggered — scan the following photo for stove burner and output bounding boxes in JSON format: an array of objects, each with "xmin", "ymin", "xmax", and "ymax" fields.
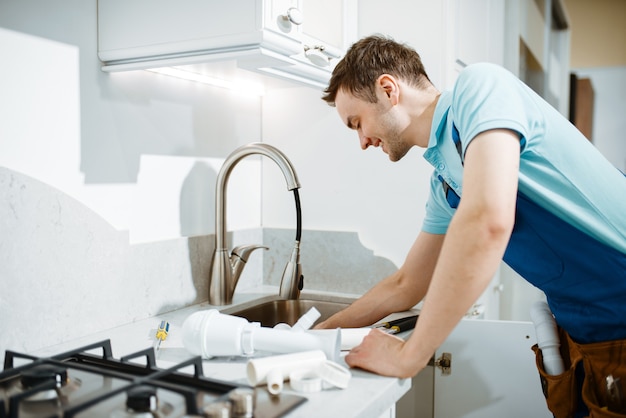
[
  {"xmin": 126, "ymin": 385, "xmax": 157, "ymax": 413},
  {"xmin": 20, "ymin": 364, "xmax": 67, "ymax": 389},
  {"xmin": 19, "ymin": 364, "xmax": 68, "ymax": 401}
]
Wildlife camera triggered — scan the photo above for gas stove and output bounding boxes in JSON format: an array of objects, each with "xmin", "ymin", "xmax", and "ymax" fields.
[{"xmin": 0, "ymin": 340, "xmax": 305, "ymax": 417}]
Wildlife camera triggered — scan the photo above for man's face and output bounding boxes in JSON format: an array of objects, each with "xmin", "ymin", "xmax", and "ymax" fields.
[{"xmin": 334, "ymin": 88, "xmax": 411, "ymax": 162}]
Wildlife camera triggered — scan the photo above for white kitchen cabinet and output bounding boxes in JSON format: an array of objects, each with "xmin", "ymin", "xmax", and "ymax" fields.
[
  {"xmin": 97, "ymin": 0, "xmax": 356, "ymax": 89},
  {"xmin": 300, "ymin": 0, "xmax": 344, "ymax": 48},
  {"xmin": 397, "ymin": 320, "xmax": 551, "ymax": 418},
  {"xmin": 513, "ymin": 0, "xmax": 571, "ymax": 114},
  {"xmin": 453, "ymin": 0, "xmax": 505, "ymax": 67},
  {"xmin": 443, "ymin": 0, "xmax": 505, "ymax": 87},
  {"xmin": 433, "ymin": 319, "xmax": 551, "ymax": 417},
  {"xmin": 297, "ymin": 0, "xmax": 353, "ymax": 63}
]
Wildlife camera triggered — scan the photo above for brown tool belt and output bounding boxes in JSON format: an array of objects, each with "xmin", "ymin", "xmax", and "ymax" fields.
[{"xmin": 533, "ymin": 327, "xmax": 626, "ymax": 417}]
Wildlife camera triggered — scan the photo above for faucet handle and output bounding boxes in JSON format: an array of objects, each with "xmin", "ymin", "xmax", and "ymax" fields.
[
  {"xmin": 229, "ymin": 244, "xmax": 269, "ymax": 295},
  {"xmin": 231, "ymin": 244, "xmax": 269, "ymax": 262}
]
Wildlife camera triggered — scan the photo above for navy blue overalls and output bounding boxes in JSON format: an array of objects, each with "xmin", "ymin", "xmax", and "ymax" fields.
[{"xmin": 440, "ymin": 123, "xmax": 626, "ymax": 417}]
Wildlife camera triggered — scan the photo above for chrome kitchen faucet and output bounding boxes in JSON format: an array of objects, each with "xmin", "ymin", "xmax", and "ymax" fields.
[{"xmin": 209, "ymin": 143, "xmax": 303, "ymax": 305}]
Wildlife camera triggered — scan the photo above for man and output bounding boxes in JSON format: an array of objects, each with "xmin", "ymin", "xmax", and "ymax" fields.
[{"xmin": 316, "ymin": 35, "xmax": 626, "ymax": 416}]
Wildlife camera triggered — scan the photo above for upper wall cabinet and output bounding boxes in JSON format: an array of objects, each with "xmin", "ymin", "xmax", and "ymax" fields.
[
  {"xmin": 453, "ymin": 0, "xmax": 505, "ymax": 68},
  {"xmin": 443, "ymin": 0, "xmax": 505, "ymax": 87},
  {"xmin": 97, "ymin": 0, "xmax": 356, "ymax": 89}
]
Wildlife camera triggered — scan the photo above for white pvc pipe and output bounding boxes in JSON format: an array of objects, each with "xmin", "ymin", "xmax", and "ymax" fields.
[
  {"xmin": 181, "ymin": 310, "xmax": 341, "ymax": 360},
  {"xmin": 530, "ymin": 301, "xmax": 565, "ymax": 375},
  {"xmin": 292, "ymin": 307, "xmax": 321, "ymax": 331},
  {"xmin": 308, "ymin": 328, "xmax": 372, "ymax": 350},
  {"xmin": 251, "ymin": 326, "xmax": 340, "ymax": 360},
  {"xmin": 265, "ymin": 368, "xmax": 284, "ymax": 395},
  {"xmin": 247, "ymin": 350, "xmax": 327, "ymax": 386}
]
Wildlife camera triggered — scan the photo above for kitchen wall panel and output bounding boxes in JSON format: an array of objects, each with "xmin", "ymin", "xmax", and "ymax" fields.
[
  {"xmin": 261, "ymin": 85, "xmax": 430, "ymax": 269},
  {"xmin": 0, "ymin": 0, "xmax": 262, "ymax": 237},
  {"xmin": 0, "ymin": 0, "xmax": 265, "ymax": 360}
]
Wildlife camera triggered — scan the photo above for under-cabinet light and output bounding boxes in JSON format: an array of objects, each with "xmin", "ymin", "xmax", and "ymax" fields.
[{"xmin": 146, "ymin": 67, "xmax": 265, "ymax": 97}]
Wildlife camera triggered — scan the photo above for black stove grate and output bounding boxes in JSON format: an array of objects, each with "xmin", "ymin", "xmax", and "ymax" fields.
[{"xmin": 0, "ymin": 339, "xmax": 243, "ymax": 418}]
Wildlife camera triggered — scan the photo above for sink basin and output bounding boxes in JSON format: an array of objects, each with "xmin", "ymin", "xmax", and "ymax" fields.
[{"xmin": 222, "ymin": 296, "xmax": 352, "ymax": 327}]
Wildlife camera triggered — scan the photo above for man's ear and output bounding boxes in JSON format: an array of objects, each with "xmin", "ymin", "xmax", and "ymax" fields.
[{"xmin": 377, "ymin": 74, "xmax": 400, "ymax": 105}]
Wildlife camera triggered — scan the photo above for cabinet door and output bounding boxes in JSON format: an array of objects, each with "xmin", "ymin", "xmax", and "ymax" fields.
[
  {"xmin": 263, "ymin": 0, "xmax": 352, "ymax": 69},
  {"xmin": 264, "ymin": 0, "xmax": 301, "ymax": 39},
  {"xmin": 299, "ymin": 0, "xmax": 345, "ymax": 52},
  {"xmin": 264, "ymin": 0, "xmax": 351, "ymax": 50},
  {"xmin": 445, "ymin": 0, "xmax": 505, "ymax": 86},
  {"xmin": 433, "ymin": 320, "xmax": 551, "ymax": 418},
  {"xmin": 454, "ymin": 0, "xmax": 504, "ymax": 67},
  {"xmin": 98, "ymin": 0, "xmax": 259, "ymax": 59}
]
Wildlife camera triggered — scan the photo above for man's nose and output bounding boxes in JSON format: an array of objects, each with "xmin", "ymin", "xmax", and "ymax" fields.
[{"xmin": 359, "ymin": 133, "xmax": 371, "ymax": 150}]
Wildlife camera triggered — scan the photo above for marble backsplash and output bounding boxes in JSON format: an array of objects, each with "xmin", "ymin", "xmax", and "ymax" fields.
[
  {"xmin": 263, "ymin": 228, "xmax": 397, "ymax": 295},
  {"xmin": 0, "ymin": 167, "xmax": 396, "ymax": 362}
]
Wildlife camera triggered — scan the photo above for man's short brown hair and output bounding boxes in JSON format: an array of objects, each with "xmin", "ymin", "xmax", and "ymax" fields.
[{"xmin": 322, "ymin": 35, "xmax": 431, "ymax": 106}]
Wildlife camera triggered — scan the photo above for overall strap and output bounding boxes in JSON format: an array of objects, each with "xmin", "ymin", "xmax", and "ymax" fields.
[
  {"xmin": 438, "ymin": 123, "xmax": 462, "ymax": 208},
  {"xmin": 451, "ymin": 123, "xmax": 463, "ymax": 159}
]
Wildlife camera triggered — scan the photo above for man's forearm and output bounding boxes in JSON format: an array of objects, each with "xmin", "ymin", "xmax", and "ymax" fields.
[
  {"xmin": 316, "ymin": 232, "xmax": 443, "ymax": 330},
  {"xmin": 400, "ymin": 208, "xmax": 512, "ymax": 372},
  {"xmin": 316, "ymin": 270, "xmax": 424, "ymax": 329}
]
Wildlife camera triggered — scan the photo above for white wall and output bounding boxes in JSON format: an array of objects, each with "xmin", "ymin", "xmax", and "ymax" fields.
[
  {"xmin": 0, "ymin": 0, "xmax": 263, "ymax": 243},
  {"xmin": 261, "ymin": 86, "xmax": 432, "ymax": 267},
  {"xmin": 0, "ymin": 0, "xmax": 266, "ymax": 358}
]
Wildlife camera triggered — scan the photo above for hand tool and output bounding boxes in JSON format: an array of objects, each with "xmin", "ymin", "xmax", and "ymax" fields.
[{"xmin": 155, "ymin": 320, "xmax": 170, "ymax": 352}]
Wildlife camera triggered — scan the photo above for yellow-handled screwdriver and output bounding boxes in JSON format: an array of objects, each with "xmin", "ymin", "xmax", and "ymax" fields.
[{"xmin": 155, "ymin": 321, "xmax": 170, "ymax": 352}]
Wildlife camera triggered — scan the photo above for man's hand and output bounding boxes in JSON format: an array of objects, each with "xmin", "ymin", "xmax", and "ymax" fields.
[{"xmin": 344, "ymin": 328, "xmax": 423, "ymax": 378}]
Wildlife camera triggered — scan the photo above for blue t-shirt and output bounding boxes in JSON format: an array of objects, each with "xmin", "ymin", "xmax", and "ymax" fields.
[{"xmin": 422, "ymin": 63, "xmax": 626, "ymax": 254}]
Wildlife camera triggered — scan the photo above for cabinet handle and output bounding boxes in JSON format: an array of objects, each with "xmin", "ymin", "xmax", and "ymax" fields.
[
  {"xmin": 284, "ymin": 7, "xmax": 303, "ymax": 25},
  {"xmin": 277, "ymin": 7, "xmax": 303, "ymax": 33},
  {"xmin": 304, "ymin": 45, "xmax": 329, "ymax": 67},
  {"xmin": 303, "ymin": 43, "xmax": 342, "ymax": 67}
]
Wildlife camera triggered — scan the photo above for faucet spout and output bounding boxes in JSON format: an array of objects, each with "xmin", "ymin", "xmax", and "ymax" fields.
[{"xmin": 209, "ymin": 143, "xmax": 302, "ymax": 306}]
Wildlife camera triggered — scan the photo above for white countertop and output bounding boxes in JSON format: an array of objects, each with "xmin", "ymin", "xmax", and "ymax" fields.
[{"xmin": 34, "ymin": 287, "xmax": 413, "ymax": 418}]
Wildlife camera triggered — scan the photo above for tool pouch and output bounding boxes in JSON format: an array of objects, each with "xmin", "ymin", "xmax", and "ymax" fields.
[
  {"xmin": 532, "ymin": 327, "xmax": 581, "ymax": 417},
  {"xmin": 533, "ymin": 328, "xmax": 626, "ymax": 417}
]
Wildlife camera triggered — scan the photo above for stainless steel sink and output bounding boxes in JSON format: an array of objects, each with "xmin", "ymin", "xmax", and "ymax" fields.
[{"xmin": 222, "ymin": 295, "xmax": 353, "ymax": 327}]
